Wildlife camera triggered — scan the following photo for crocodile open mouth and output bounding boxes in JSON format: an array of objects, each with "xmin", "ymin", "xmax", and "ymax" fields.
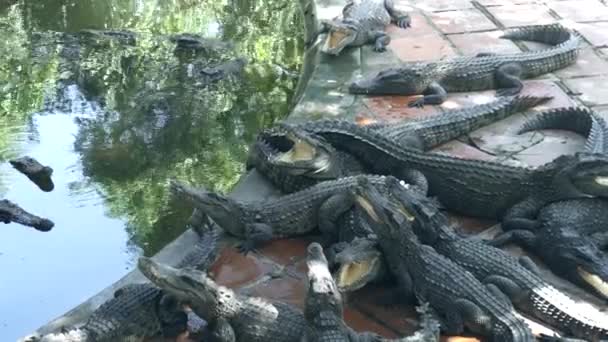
[
  {"xmin": 594, "ymin": 176, "xmax": 608, "ymax": 187},
  {"xmin": 327, "ymin": 30, "xmax": 349, "ymax": 49},
  {"xmin": 274, "ymin": 133, "xmax": 316, "ymax": 163},
  {"xmin": 336, "ymin": 258, "xmax": 378, "ymax": 291},
  {"xmin": 578, "ymin": 267, "xmax": 608, "ymax": 298},
  {"xmin": 355, "ymin": 196, "xmax": 381, "ymax": 223}
]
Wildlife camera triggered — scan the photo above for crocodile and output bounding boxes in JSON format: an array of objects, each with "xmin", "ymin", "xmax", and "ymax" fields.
[
  {"xmin": 377, "ymin": 175, "xmax": 608, "ymax": 340},
  {"xmin": 25, "ymin": 216, "xmax": 221, "ymax": 342},
  {"xmin": 490, "ymin": 107, "xmax": 608, "ymax": 299},
  {"xmin": 304, "ymin": 241, "xmax": 441, "ymax": 342},
  {"xmin": 313, "ymin": 0, "xmax": 410, "ymax": 55},
  {"xmin": 275, "ymin": 119, "xmax": 608, "ymax": 221},
  {"xmin": 9, "ymin": 156, "xmax": 55, "ymax": 192},
  {"xmin": 0, "ymin": 199, "xmax": 54, "ymax": 231},
  {"xmin": 137, "ymin": 257, "xmax": 306, "ymax": 342},
  {"xmin": 352, "ymin": 176, "xmax": 535, "ymax": 341},
  {"xmin": 249, "ymin": 95, "xmax": 552, "ymax": 194},
  {"xmin": 348, "ymin": 23, "xmax": 580, "ymax": 107},
  {"xmin": 169, "ymin": 174, "xmax": 426, "ymax": 255}
]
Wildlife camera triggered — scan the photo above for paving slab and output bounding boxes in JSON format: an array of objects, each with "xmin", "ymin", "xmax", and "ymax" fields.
[
  {"xmin": 429, "ymin": 8, "xmax": 497, "ymax": 34},
  {"xmin": 447, "ymin": 29, "xmax": 522, "ymax": 55},
  {"xmin": 485, "ymin": 3, "xmax": 556, "ymax": 27},
  {"xmin": 573, "ymin": 21, "xmax": 608, "ymax": 47},
  {"xmin": 411, "ymin": 0, "xmax": 474, "ymax": 12},
  {"xmin": 547, "ymin": 0, "xmax": 608, "ymax": 23},
  {"xmin": 564, "ymin": 75, "xmax": 608, "ymax": 106}
]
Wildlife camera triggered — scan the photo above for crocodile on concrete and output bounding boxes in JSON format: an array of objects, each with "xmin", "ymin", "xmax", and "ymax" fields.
[
  {"xmin": 169, "ymin": 174, "xmax": 426, "ymax": 256},
  {"xmin": 491, "ymin": 107, "xmax": 608, "ymax": 299},
  {"xmin": 352, "ymin": 176, "xmax": 535, "ymax": 342},
  {"xmin": 275, "ymin": 119, "xmax": 608, "ymax": 222},
  {"xmin": 313, "ymin": 0, "xmax": 410, "ymax": 55},
  {"xmin": 0, "ymin": 199, "xmax": 54, "ymax": 232},
  {"xmin": 304, "ymin": 241, "xmax": 441, "ymax": 342},
  {"xmin": 137, "ymin": 256, "xmax": 306, "ymax": 342},
  {"xmin": 379, "ymin": 175, "xmax": 608, "ymax": 340},
  {"xmin": 348, "ymin": 24, "xmax": 581, "ymax": 107},
  {"xmin": 9, "ymin": 156, "xmax": 55, "ymax": 192},
  {"xmin": 249, "ymin": 95, "xmax": 552, "ymax": 194},
  {"xmin": 24, "ymin": 216, "xmax": 221, "ymax": 342}
]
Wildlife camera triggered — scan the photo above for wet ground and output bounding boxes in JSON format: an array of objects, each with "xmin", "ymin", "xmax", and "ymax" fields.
[{"xmin": 0, "ymin": 0, "xmax": 302, "ymax": 339}]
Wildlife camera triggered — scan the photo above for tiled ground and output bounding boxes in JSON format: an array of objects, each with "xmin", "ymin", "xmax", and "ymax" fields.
[{"xmin": 184, "ymin": 0, "xmax": 608, "ymax": 341}]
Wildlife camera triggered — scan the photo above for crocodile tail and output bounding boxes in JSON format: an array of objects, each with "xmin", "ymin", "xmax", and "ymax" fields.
[
  {"xmin": 518, "ymin": 107, "xmax": 608, "ymax": 153},
  {"xmin": 501, "ymin": 23, "xmax": 577, "ymax": 46},
  {"xmin": 507, "ymin": 95, "xmax": 553, "ymax": 113}
]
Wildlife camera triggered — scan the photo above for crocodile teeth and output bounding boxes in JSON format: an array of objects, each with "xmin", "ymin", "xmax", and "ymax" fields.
[
  {"xmin": 578, "ymin": 267, "xmax": 608, "ymax": 299},
  {"xmin": 336, "ymin": 259, "xmax": 375, "ymax": 290},
  {"xmin": 594, "ymin": 176, "xmax": 608, "ymax": 187}
]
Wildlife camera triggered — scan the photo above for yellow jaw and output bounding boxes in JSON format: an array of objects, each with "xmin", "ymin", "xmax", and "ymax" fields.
[
  {"xmin": 275, "ymin": 134, "xmax": 316, "ymax": 163},
  {"xmin": 355, "ymin": 196, "xmax": 380, "ymax": 222},
  {"xmin": 336, "ymin": 259, "xmax": 376, "ymax": 290},
  {"xmin": 328, "ymin": 30, "xmax": 349, "ymax": 49},
  {"xmin": 578, "ymin": 267, "xmax": 608, "ymax": 299},
  {"xmin": 594, "ymin": 176, "xmax": 608, "ymax": 187}
]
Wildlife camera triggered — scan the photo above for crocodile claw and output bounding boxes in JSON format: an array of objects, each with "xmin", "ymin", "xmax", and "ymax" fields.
[
  {"xmin": 373, "ymin": 46, "xmax": 387, "ymax": 53},
  {"xmin": 396, "ymin": 16, "xmax": 411, "ymax": 29},
  {"xmin": 408, "ymin": 98, "xmax": 425, "ymax": 108}
]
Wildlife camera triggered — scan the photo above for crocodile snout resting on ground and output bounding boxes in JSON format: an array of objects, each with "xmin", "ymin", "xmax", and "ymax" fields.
[
  {"xmin": 304, "ymin": 241, "xmax": 441, "ymax": 341},
  {"xmin": 353, "ymin": 176, "xmax": 535, "ymax": 342},
  {"xmin": 315, "ymin": 0, "xmax": 410, "ymax": 55},
  {"xmin": 348, "ymin": 24, "xmax": 580, "ymax": 107}
]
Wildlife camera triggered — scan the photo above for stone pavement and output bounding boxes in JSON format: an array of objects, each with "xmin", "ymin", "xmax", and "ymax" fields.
[
  {"xmin": 28, "ymin": 0, "xmax": 608, "ymax": 341},
  {"xmin": 206, "ymin": 0, "xmax": 608, "ymax": 341}
]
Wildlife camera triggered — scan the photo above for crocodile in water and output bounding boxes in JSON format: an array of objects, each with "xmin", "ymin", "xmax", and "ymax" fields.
[
  {"xmin": 352, "ymin": 176, "xmax": 535, "ymax": 341},
  {"xmin": 0, "ymin": 199, "xmax": 54, "ymax": 232},
  {"xmin": 9, "ymin": 156, "xmax": 55, "ymax": 192},
  {"xmin": 349, "ymin": 24, "xmax": 580, "ymax": 107}
]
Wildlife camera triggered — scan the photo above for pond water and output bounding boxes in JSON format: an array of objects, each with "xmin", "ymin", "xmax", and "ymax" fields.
[{"xmin": 0, "ymin": 0, "xmax": 303, "ymax": 339}]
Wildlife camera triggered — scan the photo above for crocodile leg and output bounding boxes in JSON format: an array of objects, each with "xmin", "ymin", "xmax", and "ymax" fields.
[
  {"xmin": 489, "ymin": 229, "xmax": 537, "ymax": 249},
  {"xmin": 495, "ymin": 63, "xmax": 524, "ymax": 97},
  {"xmin": 501, "ymin": 196, "xmax": 545, "ymax": 231},
  {"xmin": 518, "ymin": 255, "xmax": 542, "ymax": 276},
  {"xmin": 407, "ymin": 82, "xmax": 448, "ymax": 108},
  {"xmin": 483, "ymin": 275, "xmax": 526, "ymax": 304},
  {"xmin": 485, "ymin": 283, "xmax": 514, "ymax": 308},
  {"xmin": 203, "ymin": 317, "xmax": 236, "ymax": 342},
  {"xmin": 384, "ymin": 0, "xmax": 411, "ymax": 28},
  {"xmin": 237, "ymin": 222, "xmax": 274, "ymax": 254},
  {"xmin": 318, "ymin": 192, "xmax": 356, "ymax": 243},
  {"xmin": 451, "ymin": 299, "xmax": 493, "ymax": 335},
  {"xmin": 370, "ymin": 30, "xmax": 391, "ymax": 52}
]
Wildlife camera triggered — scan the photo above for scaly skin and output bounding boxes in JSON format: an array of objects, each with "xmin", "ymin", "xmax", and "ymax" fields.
[
  {"xmin": 25, "ymin": 220, "xmax": 221, "ymax": 342},
  {"xmin": 349, "ymin": 24, "xmax": 580, "ymax": 107},
  {"xmin": 277, "ymin": 119, "xmax": 608, "ymax": 220},
  {"xmin": 385, "ymin": 179, "xmax": 608, "ymax": 340},
  {"xmin": 169, "ymin": 175, "xmax": 426, "ymax": 255},
  {"xmin": 9, "ymin": 156, "xmax": 55, "ymax": 192},
  {"xmin": 493, "ymin": 106, "xmax": 608, "ymax": 298},
  {"xmin": 138, "ymin": 257, "xmax": 306, "ymax": 342},
  {"xmin": 0, "ymin": 199, "xmax": 54, "ymax": 232},
  {"xmin": 304, "ymin": 242, "xmax": 441, "ymax": 342},
  {"xmin": 250, "ymin": 95, "xmax": 552, "ymax": 194},
  {"xmin": 315, "ymin": 0, "xmax": 410, "ymax": 55},
  {"xmin": 352, "ymin": 176, "xmax": 534, "ymax": 342}
]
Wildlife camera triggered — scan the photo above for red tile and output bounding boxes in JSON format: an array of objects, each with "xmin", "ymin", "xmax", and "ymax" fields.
[
  {"xmin": 386, "ymin": 12, "xmax": 438, "ymax": 37},
  {"xmin": 432, "ymin": 140, "xmax": 496, "ymax": 160},
  {"xmin": 209, "ymin": 246, "xmax": 275, "ymax": 288},
  {"xmin": 246, "ymin": 275, "xmax": 307, "ymax": 309},
  {"xmin": 575, "ymin": 22, "xmax": 608, "ymax": 47},
  {"xmin": 429, "ymin": 9, "xmax": 497, "ymax": 34},
  {"xmin": 486, "ymin": 4, "xmax": 555, "ymax": 27},
  {"xmin": 390, "ymin": 32, "xmax": 458, "ymax": 61},
  {"xmin": 447, "ymin": 30, "xmax": 522, "ymax": 55},
  {"xmin": 476, "ymin": 0, "xmax": 534, "ymax": 4},
  {"xmin": 548, "ymin": 0, "xmax": 608, "ymax": 22},
  {"xmin": 564, "ymin": 75, "xmax": 608, "ymax": 106},
  {"xmin": 257, "ymin": 237, "xmax": 312, "ymax": 266},
  {"xmin": 344, "ymin": 307, "xmax": 399, "ymax": 337},
  {"xmin": 414, "ymin": 0, "xmax": 474, "ymax": 12},
  {"xmin": 556, "ymin": 47, "xmax": 608, "ymax": 79},
  {"xmin": 363, "ymin": 96, "xmax": 443, "ymax": 121},
  {"xmin": 448, "ymin": 214, "xmax": 497, "ymax": 234}
]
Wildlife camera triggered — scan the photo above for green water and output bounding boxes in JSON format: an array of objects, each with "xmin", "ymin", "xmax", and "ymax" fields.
[{"xmin": 0, "ymin": 0, "xmax": 303, "ymax": 339}]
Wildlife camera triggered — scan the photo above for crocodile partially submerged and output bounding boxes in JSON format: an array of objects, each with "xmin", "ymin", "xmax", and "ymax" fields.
[
  {"xmin": 304, "ymin": 242, "xmax": 441, "ymax": 342},
  {"xmin": 352, "ymin": 176, "xmax": 535, "ymax": 341},
  {"xmin": 169, "ymin": 174, "xmax": 425, "ymax": 255},
  {"xmin": 315, "ymin": 0, "xmax": 410, "ymax": 55},
  {"xmin": 137, "ymin": 257, "xmax": 306, "ymax": 342},
  {"xmin": 9, "ymin": 156, "xmax": 55, "ymax": 192},
  {"xmin": 349, "ymin": 24, "xmax": 580, "ymax": 107},
  {"xmin": 25, "ymin": 217, "xmax": 221, "ymax": 342},
  {"xmin": 0, "ymin": 199, "xmax": 54, "ymax": 232},
  {"xmin": 376, "ymin": 176, "xmax": 608, "ymax": 340},
  {"xmin": 491, "ymin": 107, "xmax": 608, "ymax": 299}
]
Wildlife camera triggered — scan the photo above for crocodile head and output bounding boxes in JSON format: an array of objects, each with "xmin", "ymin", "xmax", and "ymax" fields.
[
  {"xmin": 332, "ymin": 237, "xmax": 385, "ymax": 292},
  {"xmin": 169, "ymin": 180, "xmax": 246, "ymax": 236},
  {"xmin": 348, "ymin": 65, "xmax": 434, "ymax": 95},
  {"xmin": 320, "ymin": 20, "xmax": 359, "ymax": 56},
  {"xmin": 305, "ymin": 242, "xmax": 344, "ymax": 318},
  {"xmin": 543, "ymin": 152, "xmax": 608, "ymax": 199},
  {"xmin": 138, "ymin": 257, "xmax": 225, "ymax": 320},
  {"xmin": 256, "ymin": 125, "xmax": 339, "ymax": 179}
]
